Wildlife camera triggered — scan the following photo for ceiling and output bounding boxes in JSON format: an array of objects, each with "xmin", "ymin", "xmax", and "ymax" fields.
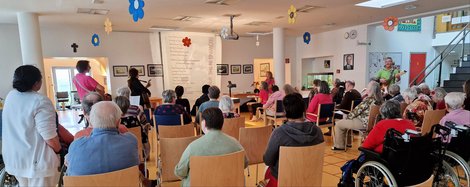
[{"xmin": 0, "ymin": 0, "xmax": 469, "ymax": 36}]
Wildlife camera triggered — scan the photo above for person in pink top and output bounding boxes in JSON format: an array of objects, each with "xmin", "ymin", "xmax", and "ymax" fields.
[
  {"xmin": 73, "ymin": 60, "xmax": 105, "ymax": 100},
  {"xmin": 265, "ymin": 71, "xmax": 275, "ymax": 91},
  {"xmin": 263, "ymin": 85, "xmax": 286, "ymax": 116},
  {"xmin": 306, "ymin": 81, "xmax": 333, "ymax": 123},
  {"xmin": 439, "ymin": 92, "xmax": 470, "ymax": 127},
  {"xmin": 250, "ymin": 81, "xmax": 270, "ymax": 121}
]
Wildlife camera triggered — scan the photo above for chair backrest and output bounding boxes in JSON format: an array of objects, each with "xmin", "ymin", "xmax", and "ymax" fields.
[
  {"xmin": 238, "ymin": 125, "xmax": 273, "ymax": 164},
  {"xmin": 367, "ymin": 105, "xmax": 381, "ymax": 131},
  {"xmin": 160, "ymin": 136, "xmax": 199, "ymax": 182},
  {"xmin": 63, "ymin": 165, "xmax": 140, "ymax": 187},
  {"xmin": 275, "ymin": 100, "xmax": 285, "ymax": 113},
  {"xmin": 400, "ymin": 102, "xmax": 408, "ymax": 114},
  {"xmin": 189, "ymin": 151, "xmax": 245, "ymax": 186},
  {"xmin": 420, "ymin": 109, "xmax": 446, "ymax": 135},
  {"xmin": 317, "ymin": 103, "xmax": 335, "ymax": 120},
  {"xmin": 278, "ymin": 143, "xmax": 325, "ymax": 186},
  {"xmin": 158, "ymin": 124, "xmax": 195, "ymax": 139},
  {"xmin": 221, "ymin": 117, "xmax": 245, "ymax": 140},
  {"xmin": 155, "ymin": 114, "xmax": 183, "ymax": 126},
  {"xmin": 352, "ymin": 100, "xmax": 362, "ymax": 111},
  {"xmin": 56, "ymin": 91, "xmax": 69, "ymax": 99},
  {"xmin": 127, "ymin": 127, "xmax": 143, "ymax": 162}
]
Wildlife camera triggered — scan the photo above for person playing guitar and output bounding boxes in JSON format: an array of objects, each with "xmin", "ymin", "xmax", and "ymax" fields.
[{"xmin": 376, "ymin": 57, "xmax": 406, "ymax": 93}]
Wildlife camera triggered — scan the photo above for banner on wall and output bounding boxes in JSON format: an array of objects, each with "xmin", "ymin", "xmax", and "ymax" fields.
[{"xmin": 398, "ymin": 18, "xmax": 421, "ymax": 32}]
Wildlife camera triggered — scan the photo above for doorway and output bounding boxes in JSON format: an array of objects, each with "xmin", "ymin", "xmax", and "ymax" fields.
[
  {"xmin": 409, "ymin": 53, "xmax": 426, "ymax": 85},
  {"xmin": 52, "ymin": 67, "xmax": 78, "ymax": 108}
]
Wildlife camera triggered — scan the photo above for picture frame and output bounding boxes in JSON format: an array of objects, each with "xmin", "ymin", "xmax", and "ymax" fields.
[
  {"xmin": 130, "ymin": 65, "xmax": 145, "ymax": 76},
  {"xmin": 231, "ymin": 65, "xmax": 241, "ymax": 74},
  {"xmin": 217, "ymin": 64, "xmax": 229, "ymax": 75},
  {"xmin": 343, "ymin": 54, "xmax": 354, "ymax": 70},
  {"xmin": 260, "ymin": 63, "xmax": 270, "ymax": 77},
  {"xmin": 243, "ymin": 64, "xmax": 253, "ymax": 74},
  {"xmin": 148, "ymin": 64, "xmax": 163, "ymax": 77},
  {"xmin": 324, "ymin": 60, "xmax": 331, "ymax": 69},
  {"xmin": 113, "ymin": 66, "xmax": 128, "ymax": 77}
]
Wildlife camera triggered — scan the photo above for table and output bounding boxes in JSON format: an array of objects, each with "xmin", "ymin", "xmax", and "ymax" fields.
[{"xmin": 149, "ymin": 97, "xmax": 163, "ymax": 109}]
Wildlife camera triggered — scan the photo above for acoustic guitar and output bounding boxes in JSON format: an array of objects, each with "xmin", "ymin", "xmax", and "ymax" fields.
[{"xmin": 380, "ymin": 69, "xmax": 407, "ymax": 92}]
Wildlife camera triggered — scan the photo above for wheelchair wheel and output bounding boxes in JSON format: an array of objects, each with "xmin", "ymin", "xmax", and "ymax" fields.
[
  {"xmin": 0, "ymin": 168, "xmax": 18, "ymax": 187},
  {"xmin": 355, "ymin": 161, "xmax": 397, "ymax": 187},
  {"xmin": 433, "ymin": 161, "xmax": 460, "ymax": 187},
  {"xmin": 443, "ymin": 151, "xmax": 470, "ymax": 187}
]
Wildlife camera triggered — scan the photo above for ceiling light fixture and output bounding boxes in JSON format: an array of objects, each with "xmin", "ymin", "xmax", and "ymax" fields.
[
  {"xmin": 77, "ymin": 8, "xmax": 109, "ymax": 15},
  {"xmin": 149, "ymin": 26, "xmax": 178, "ymax": 31},
  {"xmin": 355, "ymin": 0, "xmax": 417, "ymax": 8},
  {"xmin": 297, "ymin": 5, "xmax": 323, "ymax": 13},
  {"xmin": 404, "ymin": 4, "xmax": 417, "ymax": 10},
  {"xmin": 256, "ymin": 35, "xmax": 260, "ymax": 47}
]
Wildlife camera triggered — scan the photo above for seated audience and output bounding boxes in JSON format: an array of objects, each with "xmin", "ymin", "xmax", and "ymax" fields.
[
  {"xmin": 190, "ymin": 84, "xmax": 210, "ymax": 116},
  {"xmin": 439, "ymin": 92, "xmax": 470, "ymax": 127},
  {"xmin": 263, "ymin": 85, "xmax": 285, "ymax": 116},
  {"xmin": 464, "ymin": 80, "xmax": 470, "ymax": 111},
  {"xmin": 175, "ymin": 85, "xmax": 191, "ymax": 114},
  {"xmin": 308, "ymin": 79, "xmax": 321, "ymax": 103},
  {"xmin": 402, "ymin": 87, "xmax": 433, "ymax": 127},
  {"xmin": 388, "ymin": 84, "xmax": 404, "ymax": 103},
  {"xmin": 196, "ymin": 85, "xmax": 220, "ymax": 122},
  {"xmin": 333, "ymin": 81, "xmax": 383, "ymax": 150},
  {"xmin": 413, "ymin": 85, "xmax": 432, "ymax": 102},
  {"xmin": 66, "ymin": 101, "xmax": 139, "ymax": 176},
  {"xmin": 362, "ymin": 100, "xmax": 416, "ymax": 153},
  {"xmin": 431, "ymin": 87, "xmax": 447, "ymax": 110},
  {"xmin": 219, "ymin": 95, "xmax": 240, "ymax": 118},
  {"xmin": 174, "ymin": 108, "xmax": 248, "ymax": 186},
  {"xmin": 250, "ymin": 81, "xmax": 270, "ymax": 121},
  {"xmin": 263, "ymin": 94, "xmax": 324, "ymax": 187},
  {"xmin": 418, "ymin": 83, "xmax": 431, "ymax": 97},
  {"xmin": 116, "ymin": 86, "xmax": 148, "ymax": 125},
  {"xmin": 306, "ymin": 81, "xmax": 333, "ymax": 123},
  {"xmin": 331, "ymin": 79, "xmax": 345, "ymax": 104},
  {"xmin": 338, "ymin": 80, "xmax": 362, "ymax": 112},
  {"xmin": 75, "ymin": 92, "xmax": 128, "ymax": 139},
  {"xmin": 154, "ymin": 90, "xmax": 192, "ymax": 125},
  {"xmin": 283, "ymin": 84, "xmax": 298, "ymax": 95}
]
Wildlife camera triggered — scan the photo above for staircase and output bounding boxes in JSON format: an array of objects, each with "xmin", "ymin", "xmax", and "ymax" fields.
[{"xmin": 442, "ymin": 54, "xmax": 470, "ymax": 92}]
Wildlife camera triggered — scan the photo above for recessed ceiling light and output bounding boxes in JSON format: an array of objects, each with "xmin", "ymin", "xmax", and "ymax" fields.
[
  {"xmin": 149, "ymin": 26, "xmax": 178, "ymax": 31},
  {"xmin": 245, "ymin": 21, "xmax": 271, "ymax": 26},
  {"xmin": 246, "ymin": 31, "xmax": 272, "ymax": 35},
  {"xmin": 297, "ymin": 5, "xmax": 323, "ymax": 13},
  {"xmin": 77, "ymin": 8, "xmax": 109, "ymax": 15},
  {"xmin": 92, "ymin": 0, "xmax": 104, "ymax": 4},
  {"xmin": 404, "ymin": 4, "xmax": 417, "ymax": 10},
  {"xmin": 172, "ymin": 16, "xmax": 199, "ymax": 21},
  {"xmin": 356, "ymin": 0, "xmax": 417, "ymax": 8}
]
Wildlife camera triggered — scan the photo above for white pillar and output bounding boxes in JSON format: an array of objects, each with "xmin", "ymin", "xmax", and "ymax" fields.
[
  {"xmin": 17, "ymin": 12, "xmax": 45, "ymax": 94},
  {"xmin": 273, "ymin": 27, "xmax": 285, "ymax": 87}
]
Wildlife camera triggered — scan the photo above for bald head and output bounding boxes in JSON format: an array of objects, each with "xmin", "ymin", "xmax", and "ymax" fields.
[
  {"xmin": 89, "ymin": 101, "xmax": 122, "ymax": 129},
  {"xmin": 82, "ymin": 92, "xmax": 103, "ymax": 115}
]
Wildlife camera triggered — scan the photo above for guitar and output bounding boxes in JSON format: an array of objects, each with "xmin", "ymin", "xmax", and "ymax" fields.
[{"xmin": 380, "ymin": 68, "xmax": 407, "ymax": 92}]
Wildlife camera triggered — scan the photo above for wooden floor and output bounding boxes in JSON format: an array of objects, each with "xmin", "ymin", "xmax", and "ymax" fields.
[{"xmin": 58, "ymin": 110, "xmax": 361, "ymax": 186}]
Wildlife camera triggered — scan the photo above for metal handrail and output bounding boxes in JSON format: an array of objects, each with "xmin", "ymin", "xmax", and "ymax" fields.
[{"xmin": 409, "ymin": 23, "xmax": 469, "ymax": 87}]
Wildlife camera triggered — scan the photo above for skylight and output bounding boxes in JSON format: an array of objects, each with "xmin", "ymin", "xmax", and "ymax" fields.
[{"xmin": 355, "ymin": 0, "xmax": 417, "ymax": 8}]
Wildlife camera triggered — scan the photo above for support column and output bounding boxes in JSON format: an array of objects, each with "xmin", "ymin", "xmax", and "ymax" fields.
[
  {"xmin": 17, "ymin": 12, "xmax": 45, "ymax": 94},
  {"xmin": 273, "ymin": 27, "xmax": 285, "ymax": 87}
]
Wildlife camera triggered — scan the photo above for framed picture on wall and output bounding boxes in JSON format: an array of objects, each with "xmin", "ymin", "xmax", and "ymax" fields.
[
  {"xmin": 130, "ymin": 65, "xmax": 145, "ymax": 76},
  {"xmin": 324, "ymin": 60, "xmax": 331, "ymax": 68},
  {"xmin": 243, "ymin": 64, "xmax": 253, "ymax": 74},
  {"xmin": 343, "ymin": 54, "xmax": 354, "ymax": 70},
  {"xmin": 217, "ymin": 64, "xmax": 229, "ymax": 75},
  {"xmin": 148, "ymin": 64, "xmax": 163, "ymax": 77},
  {"xmin": 113, "ymin": 66, "xmax": 128, "ymax": 77},
  {"xmin": 260, "ymin": 63, "xmax": 270, "ymax": 77},
  {"xmin": 231, "ymin": 65, "xmax": 241, "ymax": 74}
]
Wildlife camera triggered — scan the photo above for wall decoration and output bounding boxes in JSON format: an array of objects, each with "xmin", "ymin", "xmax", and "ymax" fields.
[
  {"xmin": 129, "ymin": 0, "xmax": 145, "ymax": 22},
  {"xmin": 344, "ymin": 32, "xmax": 349, "ymax": 39},
  {"xmin": 398, "ymin": 18, "xmax": 421, "ymax": 32},
  {"xmin": 349, "ymin": 30, "xmax": 358, "ymax": 39},
  {"xmin": 71, "ymin": 43, "xmax": 79, "ymax": 53},
  {"xmin": 243, "ymin": 64, "xmax": 253, "ymax": 74},
  {"xmin": 130, "ymin": 65, "xmax": 145, "ymax": 76},
  {"xmin": 368, "ymin": 52, "xmax": 402, "ymax": 82},
  {"xmin": 287, "ymin": 5, "xmax": 297, "ymax": 24},
  {"xmin": 148, "ymin": 64, "xmax": 163, "ymax": 77},
  {"xmin": 343, "ymin": 54, "xmax": 354, "ymax": 70},
  {"xmin": 324, "ymin": 60, "xmax": 331, "ymax": 68},
  {"xmin": 104, "ymin": 18, "xmax": 113, "ymax": 35},
  {"xmin": 217, "ymin": 64, "xmax": 229, "ymax": 75},
  {"xmin": 260, "ymin": 63, "xmax": 270, "ymax": 77},
  {"xmin": 303, "ymin": 32, "xmax": 311, "ymax": 44},
  {"xmin": 91, "ymin": 34, "xmax": 100, "ymax": 47},
  {"xmin": 231, "ymin": 65, "xmax": 241, "ymax": 74},
  {"xmin": 182, "ymin": 37, "xmax": 192, "ymax": 47},
  {"xmin": 383, "ymin": 16, "xmax": 398, "ymax": 31},
  {"xmin": 113, "ymin": 66, "xmax": 129, "ymax": 77}
]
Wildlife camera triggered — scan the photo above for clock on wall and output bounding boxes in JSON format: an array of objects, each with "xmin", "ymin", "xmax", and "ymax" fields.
[
  {"xmin": 349, "ymin": 30, "xmax": 358, "ymax": 39},
  {"xmin": 344, "ymin": 32, "xmax": 349, "ymax": 39}
]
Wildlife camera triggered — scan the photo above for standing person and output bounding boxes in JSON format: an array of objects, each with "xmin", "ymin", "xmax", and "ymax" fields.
[
  {"xmin": 128, "ymin": 68, "xmax": 151, "ymax": 108},
  {"xmin": 306, "ymin": 81, "xmax": 333, "ymax": 123},
  {"xmin": 376, "ymin": 57, "xmax": 402, "ymax": 88},
  {"xmin": 2, "ymin": 65, "xmax": 62, "ymax": 187},
  {"xmin": 250, "ymin": 81, "xmax": 269, "ymax": 121},
  {"xmin": 73, "ymin": 60, "xmax": 105, "ymax": 100},
  {"xmin": 175, "ymin": 85, "xmax": 191, "ymax": 114},
  {"xmin": 463, "ymin": 80, "xmax": 470, "ymax": 111},
  {"xmin": 265, "ymin": 71, "xmax": 275, "ymax": 90},
  {"xmin": 191, "ymin": 85, "xmax": 210, "ymax": 116}
]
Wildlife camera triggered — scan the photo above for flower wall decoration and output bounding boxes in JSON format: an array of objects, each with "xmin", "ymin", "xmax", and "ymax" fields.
[
  {"xmin": 91, "ymin": 34, "xmax": 100, "ymax": 47},
  {"xmin": 383, "ymin": 16, "xmax": 398, "ymax": 31},
  {"xmin": 182, "ymin": 37, "xmax": 191, "ymax": 47},
  {"xmin": 104, "ymin": 18, "xmax": 112, "ymax": 35},
  {"xmin": 129, "ymin": 0, "xmax": 145, "ymax": 22},
  {"xmin": 303, "ymin": 32, "xmax": 311, "ymax": 44},
  {"xmin": 287, "ymin": 5, "xmax": 297, "ymax": 24}
]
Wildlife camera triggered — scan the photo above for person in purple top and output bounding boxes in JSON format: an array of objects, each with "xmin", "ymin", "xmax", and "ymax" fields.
[
  {"xmin": 154, "ymin": 89, "xmax": 192, "ymax": 124},
  {"xmin": 439, "ymin": 92, "xmax": 470, "ymax": 127}
]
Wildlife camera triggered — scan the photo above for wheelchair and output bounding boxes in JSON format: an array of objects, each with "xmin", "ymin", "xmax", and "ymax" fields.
[
  {"xmin": 441, "ymin": 121, "xmax": 470, "ymax": 187},
  {"xmin": 0, "ymin": 156, "xmax": 19, "ymax": 187},
  {"xmin": 355, "ymin": 125, "xmax": 459, "ymax": 187}
]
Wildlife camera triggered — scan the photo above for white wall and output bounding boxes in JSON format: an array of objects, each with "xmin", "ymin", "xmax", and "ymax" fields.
[{"xmin": 0, "ymin": 24, "xmax": 23, "ymax": 98}]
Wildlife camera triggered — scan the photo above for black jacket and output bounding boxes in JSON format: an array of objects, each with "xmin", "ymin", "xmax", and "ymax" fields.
[
  {"xmin": 263, "ymin": 121, "xmax": 324, "ymax": 178},
  {"xmin": 128, "ymin": 78, "xmax": 151, "ymax": 106},
  {"xmin": 190, "ymin": 94, "xmax": 209, "ymax": 116},
  {"xmin": 338, "ymin": 89, "xmax": 362, "ymax": 112}
]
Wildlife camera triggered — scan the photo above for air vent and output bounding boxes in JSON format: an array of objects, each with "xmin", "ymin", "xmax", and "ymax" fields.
[
  {"xmin": 297, "ymin": 5, "xmax": 323, "ymax": 13},
  {"xmin": 172, "ymin": 16, "xmax": 199, "ymax": 21},
  {"xmin": 205, "ymin": 0, "xmax": 238, "ymax": 6},
  {"xmin": 77, "ymin": 8, "xmax": 109, "ymax": 15},
  {"xmin": 245, "ymin": 21, "xmax": 271, "ymax": 26}
]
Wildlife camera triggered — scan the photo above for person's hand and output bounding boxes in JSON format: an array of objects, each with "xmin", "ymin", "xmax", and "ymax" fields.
[{"xmin": 146, "ymin": 82, "xmax": 151, "ymax": 88}]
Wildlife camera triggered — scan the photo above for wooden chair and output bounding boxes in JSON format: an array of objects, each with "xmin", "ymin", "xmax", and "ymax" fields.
[
  {"xmin": 338, "ymin": 100, "xmax": 362, "ymax": 114},
  {"xmin": 127, "ymin": 127, "xmax": 144, "ymax": 162},
  {"xmin": 306, "ymin": 103, "xmax": 336, "ymax": 128},
  {"xmin": 421, "ymin": 109, "xmax": 446, "ymax": 135},
  {"xmin": 239, "ymin": 125, "xmax": 273, "ymax": 185},
  {"xmin": 189, "ymin": 151, "xmax": 245, "ymax": 186},
  {"xmin": 158, "ymin": 124, "xmax": 195, "ymax": 139},
  {"xmin": 400, "ymin": 102, "xmax": 409, "ymax": 114},
  {"xmin": 159, "ymin": 136, "xmax": 200, "ymax": 184},
  {"xmin": 63, "ymin": 166, "xmax": 140, "ymax": 187},
  {"xmin": 278, "ymin": 143, "xmax": 325, "ymax": 186},
  {"xmin": 263, "ymin": 100, "xmax": 286, "ymax": 127},
  {"xmin": 344, "ymin": 104, "xmax": 380, "ymax": 151},
  {"xmin": 221, "ymin": 117, "xmax": 245, "ymax": 140}
]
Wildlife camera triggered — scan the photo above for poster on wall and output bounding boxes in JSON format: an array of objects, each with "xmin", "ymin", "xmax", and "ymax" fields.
[
  {"xmin": 343, "ymin": 54, "xmax": 354, "ymax": 70},
  {"xmin": 130, "ymin": 65, "xmax": 145, "ymax": 76},
  {"xmin": 148, "ymin": 64, "xmax": 163, "ymax": 77},
  {"xmin": 398, "ymin": 18, "xmax": 422, "ymax": 32},
  {"xmin": 368, "ymin": 52, "xmax": 402, "ymax": 81}
]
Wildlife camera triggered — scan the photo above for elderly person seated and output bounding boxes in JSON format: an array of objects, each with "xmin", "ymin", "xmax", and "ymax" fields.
[
  {"xmin": 219, "ymin": 95, "xmax": 240, "ymax": 118},
  {"xmin": 402, "ymin": 87, "xmax": 433, "ymax": 127},
  {"xmin": 463, "ymin": 80, "xmax": 470, "ymax": 111},
  {"xmin": 362, "ymin": 100, "xmax": 416, "ymax": 153},
  {"xmin": 154, "ymin": 89, "xmax": 192, "ymax": 125},
  {"xmin": 418, "ymin": 83, "xmax": 431, "ymax": 97},
  {"xmin": 432, "ymin": 87, "xmax": 447, "ymax": 110},
  {"xmin": 174, "ymin": 108, "xmax": 248, "ymax": 186},
  {"xmin": 74, "ymin": 92, "xmax": 128, "ymax": 139},
  {"xmin": 66, "ymin": 101, "xmax": 139, "ymax": 176},
  {"xmin": 306, "ymin": 81, "xmax": 332, "ymax": 123},
  {"xmin": 388, "ymin": 84, "xmax": 404, "ymax": 103},
  {"xmin": 333, "ymin": 81, "xmax": 384, "ymax": 150},
  {"xmin": 413, "ymin": 85, "xmax": 432, "ymax": 102},
  {"xmin": 196, "ymin": 85, "xmax": 220, "ymax": 122},
  {"xmin": 116, "ymin": 86, "xmax": 148, "ymax": 125},
  {"xmin": 263, "ymin": 85, "xmax": 287, "ymax": 116},
  {"xmin": 439, "ymin": 92, "xmax": 470, "ymax": 127}
]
